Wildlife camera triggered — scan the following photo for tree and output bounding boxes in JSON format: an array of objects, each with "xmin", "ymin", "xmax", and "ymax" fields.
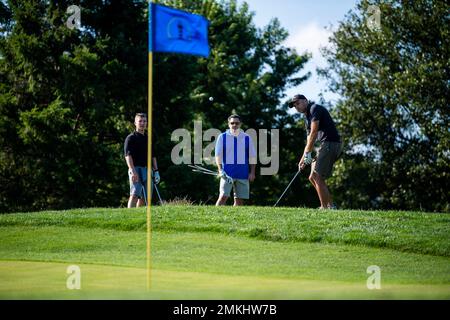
[
  {"xmin": 0, "ymin": 0, "xmax": 148, "ymax": 212},
  {"xmin": 0, "ymin": 0, "xmax": 311, "ymax": 212},
  {"xmin": 154, "ymin": 0, "xmax": 311, "ymax": 206},
  {"xmin": 319, "ymin": 0, "xmax": 449, "ymax": 211}
]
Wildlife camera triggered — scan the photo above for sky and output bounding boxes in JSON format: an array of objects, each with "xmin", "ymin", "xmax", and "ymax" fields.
[{"xmin": 236, "ymin": 0, "xmax": 359, "ymax": 105}]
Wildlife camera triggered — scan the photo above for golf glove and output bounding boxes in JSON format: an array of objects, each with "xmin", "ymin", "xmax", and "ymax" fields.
[
  {"xmin": 304, "ymin": 152, "xmax": 313, "ymax": 165},
  {"xmin": 219, "ymin": 170, "xmax": 233, "ymax": 184},
  {"xmin": 153, "ymin": 170, "xmax": 160, "ymax": 184}
]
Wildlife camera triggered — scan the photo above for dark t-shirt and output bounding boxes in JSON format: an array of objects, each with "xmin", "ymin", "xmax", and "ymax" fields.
[
  {"xmin": 306, "ymin": 103, "xmax": 341, "ymax": 143},
  {"xmin": 124, "ymin": 131, "xmax": 156, "ymax": 167}
]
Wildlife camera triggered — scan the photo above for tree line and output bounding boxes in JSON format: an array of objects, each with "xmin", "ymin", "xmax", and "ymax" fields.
[{"xmin": 0, "ymin": 0, "xmax": 447, "ymax": 213}]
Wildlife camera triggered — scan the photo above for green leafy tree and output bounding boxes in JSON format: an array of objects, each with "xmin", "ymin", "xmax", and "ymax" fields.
[
  {"xmin": 320, "ymin": 0, "xmax": 449, "ymax": 211},
  {"xmin": 150, "ymin": 0, "xmax": 311, "ymax": 206},
  {"xmin": 0, "ymin": 0, "xmax": 148, "ymax": 212},
  {"xmin": 0, "ymin": 0, "xmax": 310, "ymax": 212}
]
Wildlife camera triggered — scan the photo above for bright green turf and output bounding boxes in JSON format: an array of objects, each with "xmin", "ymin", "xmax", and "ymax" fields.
[{"xmin": 0, "ymin": 206, "xmax": 449, "ymax": 299}]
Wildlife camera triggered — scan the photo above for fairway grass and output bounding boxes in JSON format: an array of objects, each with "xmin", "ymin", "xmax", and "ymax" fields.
[
  {"xmin": 0, "ymin": 206, "xmax": 449, "ymax": 299},
  {"xmin": 1, "ymin": 260, "xmax": 449, "ymax": 299}
]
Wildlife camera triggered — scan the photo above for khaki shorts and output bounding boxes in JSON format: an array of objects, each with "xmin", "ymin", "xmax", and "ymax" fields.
[
  {"xmin": 312, "ymin": 141, "xmax": 343, "ymax": 179},
  {"xmin": 219, "ymin": 178, "xmax": 250, "ymax": 199}
]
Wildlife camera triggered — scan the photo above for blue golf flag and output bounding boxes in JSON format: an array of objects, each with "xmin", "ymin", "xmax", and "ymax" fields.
[{"xmin": 150, "ymin": 3, "xmax": 210, "ymax": 57}]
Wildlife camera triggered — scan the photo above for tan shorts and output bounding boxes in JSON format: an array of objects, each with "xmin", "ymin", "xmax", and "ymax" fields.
[
  {"xmin": 312, "ymin": 141, "xmax": 343, "ymax": 179},
  {"xmin": 219, "ymin": 178, "xmax": 250, "ymax": 199}
]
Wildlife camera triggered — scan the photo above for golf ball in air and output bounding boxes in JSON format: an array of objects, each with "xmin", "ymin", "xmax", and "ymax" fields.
[{"xmin": 209, "ymin": 97, "xmax": 214, "ymax": 102}]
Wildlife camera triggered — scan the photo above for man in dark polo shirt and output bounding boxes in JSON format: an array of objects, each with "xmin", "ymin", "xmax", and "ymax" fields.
[
  {"xmin": 289, "ymin": 94, "xmax": 343, "ymax": 209},
  {"xmin": 124, "ymin": 113, "xmax": 160, "ymax": 208}
]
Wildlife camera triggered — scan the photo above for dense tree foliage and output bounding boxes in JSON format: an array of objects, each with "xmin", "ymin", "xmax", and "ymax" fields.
[
  {"xmin": 3, "ymin": 0, "xmax": 446, "ymax": 213},
  {"xmin": 320, "ymin": 0, "xmax": 449, "ymax": 211},
  {"xmin": 0, "ymin": 0, "xmax": 311, "ymax": 212}
]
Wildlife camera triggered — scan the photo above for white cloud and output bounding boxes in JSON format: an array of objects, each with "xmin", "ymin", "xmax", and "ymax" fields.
[
  {"xmin": 285, "ymin": 22, "xmax": 332, "ymax": 67},
  {"xmin": 283, "ymin": 22, "xmax": 339, "ymax": 104}
]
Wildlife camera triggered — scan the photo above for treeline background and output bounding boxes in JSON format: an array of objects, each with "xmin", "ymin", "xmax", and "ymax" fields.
[{"xmin": 0, "ymin": 0, "xmax": 448, "ymax": 213}]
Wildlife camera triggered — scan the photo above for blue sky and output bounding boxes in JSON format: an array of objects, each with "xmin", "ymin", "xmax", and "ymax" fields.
[{"xmin": 236, "ymin": 0, "xmax": 359, "ymax": 105}]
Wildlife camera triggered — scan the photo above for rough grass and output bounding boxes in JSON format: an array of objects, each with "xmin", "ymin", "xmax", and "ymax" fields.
[
  {"xmin": 1, "ymin": 206, "xmax": 448, "ymax": 257},
  {"xmin": 0, "ymin": 206, "xmax": 449, "ymax": 299}
]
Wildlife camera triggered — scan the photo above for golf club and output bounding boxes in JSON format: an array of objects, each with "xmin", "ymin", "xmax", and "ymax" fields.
[
  {"xmin": 273, "ymin": 170, "xmax": 301, "ymax": 207},
  {"xmin": 195, "ymin": 164, "xmax": 215, "ymax": 172},
  {"xmin": 273, "ymin": 159, "xmax": 316, "ymax": 207},
  {"xmin": 140, "ymin": 180, "xmax": 164, "ymax": 206},
  {"xmin": 188, "ymin": 164, "xmax": 216, "ymax": 174},
  {"xmin": 190, "ymin": 165, "xmax": 233, "ymax": 185},
  {"xmin": 141, "ymin": 181, "xmax": 148, "ymax": 207},
  {"xmin": 153, "ymin": 181, "xmax": 164, "ymax": 205},
  {"xmin": 188, "ymin": 164, "xmax": 210, "ymax": 171},
  {"xmin": 191, "ymin": 169, "xmax": 217, "ymax": 176}
]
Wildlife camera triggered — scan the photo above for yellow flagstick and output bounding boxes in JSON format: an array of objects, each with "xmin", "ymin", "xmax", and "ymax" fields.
[
  {"xmin": 147, "ymin": 53, "xmax": 153, "ymax": 290},
  {"xmin": 147, "ymin": 0, "xmax": 154, "ymax": 291}
]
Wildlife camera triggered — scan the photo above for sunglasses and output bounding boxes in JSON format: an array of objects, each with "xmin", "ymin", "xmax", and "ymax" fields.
[{"xmin": 229, "ymin": 122, "xmax": 241, "ymax": 125}]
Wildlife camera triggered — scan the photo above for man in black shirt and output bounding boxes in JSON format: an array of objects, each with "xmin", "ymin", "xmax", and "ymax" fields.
[
  {"xmin": 289, "ymin": 94, "xmax": 342, "ymax": 209},
  {"xmin": 124, "ymin": 113, "xmax": 160, "ymax": 208}
]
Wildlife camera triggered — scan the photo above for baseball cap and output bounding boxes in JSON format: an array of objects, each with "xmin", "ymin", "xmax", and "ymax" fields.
[{"xmin": 288, "ymin": 94, "xmax": 307, "ymax": 108}]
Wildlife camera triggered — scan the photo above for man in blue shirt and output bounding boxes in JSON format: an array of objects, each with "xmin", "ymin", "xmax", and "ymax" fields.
[
  {"xmin": 215, "ymin": 115, "xmax": 256, "ymax": 206},
  {"xmin": 289, "ymin": 95, "xmax": 343, "ymax": 209}
]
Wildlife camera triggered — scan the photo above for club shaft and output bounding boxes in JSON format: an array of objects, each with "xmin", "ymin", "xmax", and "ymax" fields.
[
  {"xmin": 153, "ymin": 182, "xmax": 163, "ymax": 205},
  {"xmin": 192, "ymin": 170, "xmax": 217, "ymax": 176},
  {"xmin": 193, "ymin": 164, "xmax": 215, "ymax": 172},
  {"xmin": 273, "ymin": 170, "xmax": 301, "ymax": 207},
  {"xmin": 141, "ymin": 182, "xmax": 148, "ymax": 206},
  {"xmin": 191, "ymin": 165, "xmax": 215, "ymax": 174}
]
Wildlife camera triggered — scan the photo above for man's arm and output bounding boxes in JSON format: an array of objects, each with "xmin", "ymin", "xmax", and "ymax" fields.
[
  {"xmin": 125, "ymin": 155, "xmax": 139, "ymax": 183},
  {"xmin": 299, "ymin": 120, "xmax": 319, "ymax": 169},
  {"xmin": 248, "ymin": 136, "xmax": 257, "ymax": 182},
  {"xmin": 124, "ymin": 135, "xmax": 139, "ymax": 182},
  {"xmin": 215, "ymin": 156, "xmax": 223, "ymax": 174},
  {"xmin": 152, "ymin": 157, "xmax": 158, "ymax": 171},
  {"xmin": 305, "ymin": 120, "xmax": 319, "ymax": 153},
  {"xmin": 214, "ymin": 134, "xmax": 224, "ymax": 174},
  {"xmin": 249, "ymin": 164, "xmax": 256, "ymax": 182},
  {"xmin": 152, "ymin": 157, "xmax": 161, "ymax": 184}
]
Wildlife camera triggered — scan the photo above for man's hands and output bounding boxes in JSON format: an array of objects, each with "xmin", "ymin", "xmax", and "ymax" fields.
[
  {"xmin": 153, "ymin": 170, "xmax": 160, "ymax": 184},
  {"xmin": 129, "ymin": 169, "xmax": 139, "ymax": 183},
  {"xmin": 298, "ymin": 152, "xmax": 313, "ymax": 171},
  {"xmin": 303, "ymin": 152, "xmax": 313, "ymax": 165},
  {"xmin": 219, "ymin": 169, "xmax": 233, "ymax": 184},
  {"xmin": 129, "ymin": 168, "xmax": 161, "ymax": 185},
  {"xmin": 218, "ymin": 167, "xmax": 255, "ymax": 183}
]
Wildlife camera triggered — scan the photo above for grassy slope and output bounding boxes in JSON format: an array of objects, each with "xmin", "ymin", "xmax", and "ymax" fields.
[
  {"xmin": 2, "ymin": 206, "xmax": 448, "ymax": 256},
  {"xmin": 0, "ymin": 206, "xmax": 449, "ymax": 299}
]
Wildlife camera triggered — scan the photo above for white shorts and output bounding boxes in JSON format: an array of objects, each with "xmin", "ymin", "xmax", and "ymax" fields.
[{"xmin": 219, "ymin": 178, "xmax": 250, "ymax": 199}]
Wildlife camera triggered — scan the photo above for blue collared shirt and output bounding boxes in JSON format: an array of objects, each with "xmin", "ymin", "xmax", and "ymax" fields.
[{"xmin": 215, "ymin": 130, "xmax": 257, "ymax": 179}]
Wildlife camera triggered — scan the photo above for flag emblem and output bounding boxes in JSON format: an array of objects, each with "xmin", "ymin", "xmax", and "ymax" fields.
[{"xmin": 150, "ymin": 4, "xmax": 210, "ymax": 57}]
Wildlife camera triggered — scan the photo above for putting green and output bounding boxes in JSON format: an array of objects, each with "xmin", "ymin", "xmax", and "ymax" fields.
[{"xmin": 1, "ymin": 260, "xmax": 449, "ymax": 299}]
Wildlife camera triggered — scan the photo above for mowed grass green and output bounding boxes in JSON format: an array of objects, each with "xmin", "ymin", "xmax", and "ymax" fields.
[{"xmin": 0, "ymin": 206, "xmax": 449, "ymax": 299}]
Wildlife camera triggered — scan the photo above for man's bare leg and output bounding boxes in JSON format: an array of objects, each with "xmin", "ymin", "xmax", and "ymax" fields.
[
  {"xmin": 128, "ymin": 195, "xmax": 138, "ymax": 208},
  {"xmin": 137, "ymin": 198, "xmax": 145, "ymax": 207},
  {"xmin": 310, "ymin": 172, "xmax": 332, "ymax": 208},
  {"xmin": 308, "ymin": 175, "xmax": 324, "ymax": 208},
  {"xmin": 216, "ymin": 195, "xmax": 229, "ymax": 206}
]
